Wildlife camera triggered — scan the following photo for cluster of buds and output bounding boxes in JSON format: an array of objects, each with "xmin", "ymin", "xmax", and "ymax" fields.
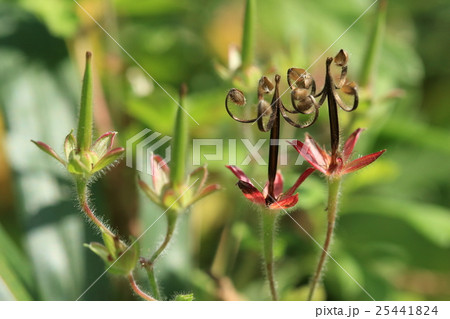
[
  {"xmin": 31, "ymin": 52, "xmax": 136, "ymax": 277},
  {"xmin": 137, "ymin": 84, "xmax": 220, "ymax": 214},
  {"xmin": 32, "ymin": 52, "xmax": 125, "ymax": 180},
  {"xmin": 138, "ymin": 155, "xmax": 220, "ymax": 213},
  {"xmin": 84, "ymin": 233, "xmax": 139, "ymax": 276},
  {"xmin": 32, "ymin": 130, "xmax": 124, "ymax": 179}
]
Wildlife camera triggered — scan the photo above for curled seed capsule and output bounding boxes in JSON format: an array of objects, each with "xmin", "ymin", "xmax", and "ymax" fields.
[
  {"xmin": 258, "ymin": 76, "xmax": 274, "ymax": 95},
  {"xmin": 341, "ymin": 81, "xmax": 357, "ymax": 95},
  {"xmin": 288, "ymin": 68, "xmax": 313, "ymax": 89},
  {"xmin": 289, "ymin": 68, "xmax": 314, "ymax": 90},
  {"xmin": 227, "ymin": 88, "xmax": 246, "ymax": 105},
  {"xmin": 304, "ymin": 76, "xmax": 313, "ymax": 89},
  {"xmin": 296, "ymin": 97, "xmax": 316, "ymax": 113},
  {"xmin": 258, "ymin": 99, "xmax": 272, "ymax": 116},
  {"xmin": 291, "ymin": 88, "xmax": 309, "ymax": 101},
  {"xmin": 334, "ymin": 49, "xmax": 349, "ymax": 67}
]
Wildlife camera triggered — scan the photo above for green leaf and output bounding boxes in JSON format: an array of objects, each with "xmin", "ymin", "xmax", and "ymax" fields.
[
  {"xmin": 0, "ymin": 225, "xmax": 34, "ymax": 300},
  {"xmin": 0, "ymin": 257, "xmax": 32, "ymax": 300},
  {"xmin": 174, "ymin": 293, "xmax": 194, "ymax": 301},
  {"xmin": 18, "ymin": 0, "xmax": 79, "ymax": 37},
  {"xmin": 382, "ymin": 117, "xmax": 450, "ymax": 155},
  {"xmin": 342, "ymin": 196, "xmax": 450, "ymax": 247},
  {"xmin": 1, "ymin": 8, "xmax": 97, "ymax": 300}
]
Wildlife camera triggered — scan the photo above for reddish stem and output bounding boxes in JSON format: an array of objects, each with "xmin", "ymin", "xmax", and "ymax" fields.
[
  {"xmin": 81, "ymin": 201, "xmax": 114, "ymax": 237},
  {"xmin": 128, "ymin": 273, "xmax": 156, "ymax": 301}
]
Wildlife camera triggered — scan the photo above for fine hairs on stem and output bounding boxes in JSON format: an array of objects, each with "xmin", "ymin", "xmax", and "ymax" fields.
[
  {"xmin": 76, "ymin": 178, "xmax": 114, "ymax": 237},
  {"xmin": 308, "ymin": 177, "xmax": 341, "ymax": 300},
  {"xmin": 139, "ymin": 85, "xmax": 188, "ymax": 300},
  {"xmin": 261, "ymin": 211, "xmax": 279, "ymax": 301},
  {"xmin": 128, "ymin": 273, "xmax": 156, "ymax": 301},
  {"xmin": 141, "ymin": 210, "xmax": 177, "ymax": 300}
]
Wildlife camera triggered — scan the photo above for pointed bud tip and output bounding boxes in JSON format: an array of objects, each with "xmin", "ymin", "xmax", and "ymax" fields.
[{"xmin": 86, "ymin": 51, "xmax": 92, "ymax": 60}]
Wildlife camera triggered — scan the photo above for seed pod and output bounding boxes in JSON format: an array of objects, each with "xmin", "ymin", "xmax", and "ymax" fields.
[
  {"xmin": 288, "ymin": 68, "xmax": 313, "ymax": 89},
  {"xmin": 334, "ymin": 49, "xmax": 349, "ymax": 67},
  {"xmin": 258, "ymin": 99, "xmax": 272, "ymax": 116},
  {"xmin": 227, "ymin": 88, "xmax": 246, "ymax": 106},
  {"xmin": 291, "ymin": 88, "xmax": 309, "ymax": 101},
  {"xmin": 258, "ymin": 76, "xmax": 274, "ymax": 95},
  {"xmin": 296, "ymin": 97, "xmax": 315, "ymax": 114},
  {"xmin": 341, "ymin": 81, "xmax": 357, "ymax": 95}
]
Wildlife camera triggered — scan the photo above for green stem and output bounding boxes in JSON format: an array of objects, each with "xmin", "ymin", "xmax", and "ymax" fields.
[
  {"xmin": 308, "ymin": 177, "xmax": 341, "ymax": 301},
  {"xmin": 76, "ymin": 178, "xmax": 114, "ymax": 237},
  {"xmin": 359, "ymin": 0, "xmax": 387, "ymax": 88},
  {"xmin": 261, "ymin": 211, "xmax": 278, "ymax": 301},
  {"xmin": 170, "ymin": 84, "xmax": 188, "ymax": 188},
  {"xmin": 241, "ymin": 0, "xmax": 256, "ymax": 69},
  {"xmin": 145, "ymin": 268, "xmax": 160, "ymax": 301},
  {"xmin": 143, "ymin": 210, "xmax": 178, "ymax": 300},
  {"xmin": 77, "ymin": 51, "xmax": 94, "ymax": 151}
]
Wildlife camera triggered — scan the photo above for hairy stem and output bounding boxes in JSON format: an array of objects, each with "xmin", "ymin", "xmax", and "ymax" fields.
[
  {"xmin": 261, "ymin": 211, "xmax": 278, "ymax": 301},
  {"xmin": 76, "ymin": 178, "xmax": 114, "ymax": 237},
  {"xmin": 128, "ymin": 273, "xmax": 156, "ymax": 301},
  {"xmin": 143, "ymin": 210, "xmax": 178, "ymax": 300},
  {"xmin": 308, "ymin": 177, "xmax": 341, "ymax": 301},
  {"xmin": 145, "ymin": 267, "xmax": 160, "ymax": 301}
]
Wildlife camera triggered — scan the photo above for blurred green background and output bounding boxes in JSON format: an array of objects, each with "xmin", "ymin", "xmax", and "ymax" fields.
[{"xmin": 1, "ymin": 0, "xmax": 449, "ymax": 301}]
